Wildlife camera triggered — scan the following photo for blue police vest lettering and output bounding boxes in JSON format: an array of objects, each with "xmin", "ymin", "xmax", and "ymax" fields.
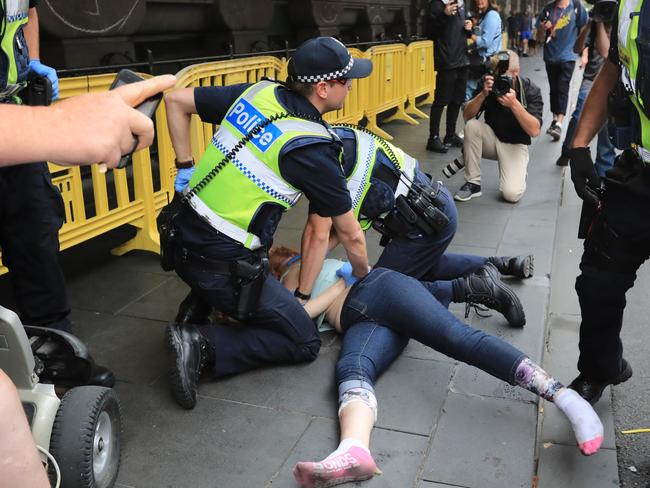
[{"xmin": 226, "ymin": 98, "xmax": 282, "ymax": 152}]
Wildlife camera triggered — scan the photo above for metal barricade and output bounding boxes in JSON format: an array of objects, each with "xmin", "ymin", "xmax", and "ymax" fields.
[{"xmin": 364, "ymin": 44, "xmax": 418, "ymax": 140}]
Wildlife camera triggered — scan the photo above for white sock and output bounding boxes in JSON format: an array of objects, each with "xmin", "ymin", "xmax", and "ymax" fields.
[
  {"xmin": 326, "ymin": 438, "xmax": 369, "ymax": 460},
  {"xmin": 554, "ymin": 388, "xmax": 603, "ymax": 447}
]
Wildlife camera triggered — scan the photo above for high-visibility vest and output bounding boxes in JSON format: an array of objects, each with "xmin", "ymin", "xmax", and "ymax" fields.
[
  {"xmin": 187, "ymin": 80, "xmax": 338, "ymax": 250},
  {"xmin": 1, "ymin": 0, "xmax": 31, "ymax": 91},
  {"xmin": 617, "ymin": 0, "xmax": 650, "ymax": 149},
  {"xmin": 340, "ymin": 127, "xmax": 417, "ymax": 230}
]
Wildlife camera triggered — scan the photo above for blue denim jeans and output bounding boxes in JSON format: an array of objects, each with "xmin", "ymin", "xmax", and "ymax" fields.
[
  {"xmin": 561, "ymin": 79, "xmax": 616, "ymax": 177},
  {"xmin": 375, "ymin": 183, "xmax": 486, "ymax": 285},
  {"xmin": 336, "ymin": 268, "xmax": 526, "ymax": 388},
  {"xmin": 337, "ymin": 181, "xmax": 490, "ymax": 392}
]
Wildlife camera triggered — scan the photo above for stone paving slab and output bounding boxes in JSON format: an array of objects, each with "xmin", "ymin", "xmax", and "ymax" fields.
[
  {"xmin": 536, "ymin": 444, "xmax": 619, "ymax": 488},
  {"xmin": 114, "ymin": 382, "xmax": 311, "ymax": 488},
  {"xmin": 424, "ymin": 392, "xmax": 537, "ymax": 488},
  {"xmin": 269, "ymin": 418, "xmax": 430, "ymax": 488},
  {"xmin": 70, "ymin": 309, "xmax": 168, "ymax": 386}
]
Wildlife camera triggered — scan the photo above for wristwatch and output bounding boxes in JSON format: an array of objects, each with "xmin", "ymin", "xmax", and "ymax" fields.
[
  {"xmin": 294, "ymin": 289, "xmax": 312, "ymax": 301},
  {"xmin": 175, "ymin": 157, "xmax": 195, "ymax": 169}
]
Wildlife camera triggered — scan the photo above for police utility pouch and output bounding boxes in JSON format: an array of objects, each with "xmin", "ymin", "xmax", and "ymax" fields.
[
  {"xmin": 230, "ymin": 253, "xmax": 269, "ymax": 320},
  {"xmin": 157, "ymin": 195, "xmax": 183, "ymax": 271},
  {"xmin": 18, "ymin": 74, "xmax": 52, "ymax": 107}
]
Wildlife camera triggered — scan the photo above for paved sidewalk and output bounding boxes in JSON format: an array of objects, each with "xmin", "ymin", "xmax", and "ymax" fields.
[{"xmin": 0, "ymin": 55, "xmax": 623, "ymax": 487}]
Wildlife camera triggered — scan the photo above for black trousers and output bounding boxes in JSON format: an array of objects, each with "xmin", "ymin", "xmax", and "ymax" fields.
[
  {"xmin": 429, "ymin": 66, "xmax": 468, "ymax": 138},
  {"xmin": 545, "ymin": 61, "xmax": 575, "ymax": 116},
  {"xmin": 0, "ymin": 163, "xmax": 71, "ymax": 331},
  {"xmin": 575, "ymin": 153, "xmax": 650, "ymax": 380}
]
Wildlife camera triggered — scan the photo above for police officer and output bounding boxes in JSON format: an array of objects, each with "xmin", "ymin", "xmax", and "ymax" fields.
[
  {"xmin": 163, "ymin": 37, "xmax": 372, "ymax": 409},
  {"xmin": 330, "ymin": 124, "xmax": 533, "ymax": 324},
  {"xmin": 0, "ymin": 1, "xmax": 68, "ymax": 331},
  {"xmin": 567, "ymin": 0, "xmax": 648, "ymax": 404},
  {"xmin": 0, "ymin": 1, "xmax": 115, "ymax": 386}
]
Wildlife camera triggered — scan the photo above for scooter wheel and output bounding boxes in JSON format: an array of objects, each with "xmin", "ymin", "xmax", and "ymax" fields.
[{"xmin": 49, "ymin": 386, "xmax": 122, "ymax": 488}]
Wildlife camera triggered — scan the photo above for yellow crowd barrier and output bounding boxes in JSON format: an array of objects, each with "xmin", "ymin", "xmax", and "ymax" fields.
[
  {"xmin": 0, "ymin": 73, "xmax": 170, "ymax": 274},
  {"xmin": 0, "ymin": 41, "xmax": 438, "ymax": 275},
  {"xmin": 364, "ymin": 44, "xmax": 419, "ymax": 140},
  {"xmin": 323, "ymin": 48, "xmax": 368, "ymax": 126},
  {"xmin": 404, "ymin": 41, "xmax": 436, "ymax": 120}
]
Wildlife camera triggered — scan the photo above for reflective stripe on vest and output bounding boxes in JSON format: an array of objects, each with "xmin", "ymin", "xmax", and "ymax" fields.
[
  {"xmin": 1, "ymin": 0, "xmax": 29, "ymax": 88},
  {"xmin": 348, "ymin": 129, "xmax": 417, "ymax": 226},
  {"xmin": 348, "ymin": 131, "xmax": 376, "ymax": 218},
  {"xmin": 188, "ymin": 80, "xmax": 333, "ymax": 248}
]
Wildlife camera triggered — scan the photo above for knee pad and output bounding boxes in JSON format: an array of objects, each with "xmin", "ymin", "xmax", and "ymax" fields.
[{"xmin": 338, "ymin": 387, "xmax": 378, "ymax": 422}]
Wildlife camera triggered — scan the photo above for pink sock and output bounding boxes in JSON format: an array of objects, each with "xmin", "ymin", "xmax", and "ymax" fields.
[{"xmin": 293, "ymin": 440, "xmax": 377, "ymax": 488}]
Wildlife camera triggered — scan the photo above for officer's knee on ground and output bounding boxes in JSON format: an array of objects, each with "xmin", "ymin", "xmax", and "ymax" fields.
[{"xmin": 298, "ymin": 336, "xmax": 321, "ymax": 362}]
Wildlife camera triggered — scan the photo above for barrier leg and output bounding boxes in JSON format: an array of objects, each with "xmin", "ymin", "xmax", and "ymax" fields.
[
  {"xmin": 111, "ymin": 151, "xmax": 160, "ymax": 256},
  {"xmin": 384, "ymin": 102, "xmax": 419, "ymax": 125},
  {"xmin": 365, "ymin": 112, "xmax": 394, "ymax": 140},
  {"xmin": 406, "ymin": 97, "xmax": 429, "ymax": 119}
]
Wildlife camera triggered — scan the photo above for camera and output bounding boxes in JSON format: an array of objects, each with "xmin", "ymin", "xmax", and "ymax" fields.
[{"xmin": 487, "ymin": 51, "xmax": 513, "ymax": 98}]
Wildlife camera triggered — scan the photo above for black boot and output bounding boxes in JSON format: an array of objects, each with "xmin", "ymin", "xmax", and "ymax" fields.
[
  {"xmin": 175, "ymin": 291, "xmax": 212, "ymax": 325},
  {"xmin": 166, "ymin": 323, "xmax": 215, "ymax": 409},
  {"xmin": 463, "ymin": 263, "xmax": 526, "ymax": 327},
  {"xmin": 487, "ymin": 255, "xmax": 534, "ymax": 278},
  {"xmin": 426, "ymin": 136, "xmax": 448, "ymax": 153},
  {"xmin": 569, "ymin": 360, "xmax": 633, "ymax": 405}
]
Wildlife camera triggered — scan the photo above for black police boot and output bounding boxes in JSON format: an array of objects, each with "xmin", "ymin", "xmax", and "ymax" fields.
[
  {"xmin": 487, "ymin": 255, "xmax": 534, "ymax": 278},
  {"xmin": 166, "ymin": 323, "xmax": 215, "ymax": 409},
  {"xmin": 426, "ymin": 136, "xmax": 449, "ymax": 153},
  {"xmin": 463, "ymin": 263, "xmax": 526, "ymax": 327},
  {"xmin": 174, "ymin": 291, "xmax": 212, "ymax": 325},
  {"xmin": 569, "ymin": 360, "xmax": 633, "ymax": 405}
]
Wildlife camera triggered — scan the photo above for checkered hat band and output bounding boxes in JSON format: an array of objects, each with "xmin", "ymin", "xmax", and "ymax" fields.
[{"xmin": 295, "ymin": 57, "xmax": 354, "ymax": 83}]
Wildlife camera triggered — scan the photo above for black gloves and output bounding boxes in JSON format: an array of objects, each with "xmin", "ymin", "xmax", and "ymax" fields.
[{"xmin": 569, "ymin": 147, "xmax": 602, "ymax": 206}]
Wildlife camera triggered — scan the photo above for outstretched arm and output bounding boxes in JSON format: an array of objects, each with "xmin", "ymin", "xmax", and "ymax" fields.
[{"xmin": 303, "ymin": 278, "xmax": 346, "ymax": 319}]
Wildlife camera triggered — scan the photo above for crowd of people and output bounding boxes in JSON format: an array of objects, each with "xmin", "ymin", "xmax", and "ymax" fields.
[{"xmin": 1, "ymin": 0, "xmax": 645, "ymax": 486}]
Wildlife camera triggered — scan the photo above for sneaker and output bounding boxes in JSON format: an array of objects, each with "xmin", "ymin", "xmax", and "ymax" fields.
[
  {"xmin": 444, "ymin": 133, "xmax": 464, "ymax": 148},
  {"xmin": 548, "ymin": 123, "xmax": 562, "ymax": 141},
  {"xmin": 555, "ymin": 153, "xmax": 570, "ymax": 166},
  {"xmin": 546, "ymin": 121, "xmax": 557, "ymax": 135},
  {"xmin": 454, "ymin": 181, "xmax": 482, "ymax": 201},
  {"xmin": 569, "ymin": 360, "xmax": 633, "ymax": 405},
  {"xmin": 464, "ymin": 263, "xmax": 526, "ymax": 327},
  {"xmin": 426, "ymin": 136, "xmax": 448, "ymax": 153}
]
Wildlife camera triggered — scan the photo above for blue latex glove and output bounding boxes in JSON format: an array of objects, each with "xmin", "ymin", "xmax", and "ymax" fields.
[
  {"xmin": 336, "ymin": 262, "xmax": 358, "ymax": 287},
  {"xmin": 174, "ymin": 167, "xmax": 195, "ymax": 193},
  {"xmin": 28, "ymin": 59, "xmax": 59, "ymax": 100}
]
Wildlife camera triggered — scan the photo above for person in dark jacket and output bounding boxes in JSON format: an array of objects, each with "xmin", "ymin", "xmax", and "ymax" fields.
[{"xmin": 426, "ymin": 0, "xmax": 473, "ymax": 153}]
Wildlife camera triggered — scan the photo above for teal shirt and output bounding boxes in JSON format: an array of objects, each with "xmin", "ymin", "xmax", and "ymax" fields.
[{"xmin": 310, "ymin": 259, "xmax": 344, "ymax": 331}]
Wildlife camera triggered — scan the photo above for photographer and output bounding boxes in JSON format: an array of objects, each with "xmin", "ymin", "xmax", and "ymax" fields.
[
  {"xmin": 454, "ymin": 50, "xmax": 543, "ymax": 202},
  {"xmin": 425, "ymin": 0, "xmax": 473, "ymax": 153}
]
